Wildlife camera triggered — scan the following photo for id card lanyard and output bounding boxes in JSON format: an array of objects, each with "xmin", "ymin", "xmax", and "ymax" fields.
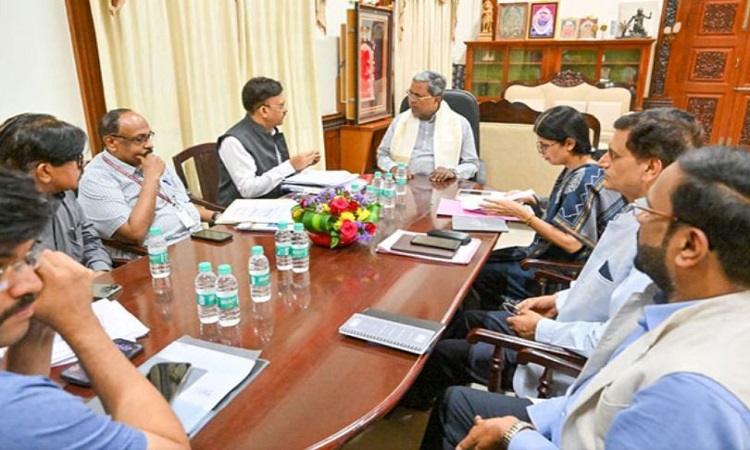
[{"xmin": 102, "ymin": 155, "xmax": 175, "ymax": 206}]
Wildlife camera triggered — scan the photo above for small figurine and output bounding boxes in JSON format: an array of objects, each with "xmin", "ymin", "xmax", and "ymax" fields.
[{"xmin": 621, "ymin": 8, "xmax": 652, "ymax": 38}]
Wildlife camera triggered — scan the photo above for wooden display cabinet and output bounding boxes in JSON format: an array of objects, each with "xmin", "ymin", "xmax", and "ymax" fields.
[{"xmin": 465, "ymin": 39, "xmax": 655, "ymax": 109}]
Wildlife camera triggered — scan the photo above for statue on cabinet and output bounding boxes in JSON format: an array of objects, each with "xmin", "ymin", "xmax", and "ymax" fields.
[
  {"xmin": 622, "ymin": 7, "xmax": 652, "ymax": 38},
  {"xmin": 480, "ymin": 0, "xmax": 494, "ymax": 36}
]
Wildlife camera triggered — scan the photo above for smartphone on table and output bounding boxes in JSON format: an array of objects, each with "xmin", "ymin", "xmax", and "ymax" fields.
[
  {"xmin": 93, "ymin": 283, "xmax": 123, "ymax": 300},
  {"xmin": 191, "ymin": 229, "xmax": 233, "ymax": 243},
  {"xmin": 60, "ymin": 338, "xmax": 144, "ymax": 387},
  {"xmin": 410, "ymin": 235, "xmax": 462, "ymax": 251}
]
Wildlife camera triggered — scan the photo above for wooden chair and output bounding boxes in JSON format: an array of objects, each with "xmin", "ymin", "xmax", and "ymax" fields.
[
  {"xmin": 172, "ymin": 143, "xmax": 225, "ymax": 212},
  {"xmin": 101, "ymin": 238, "xmax": 147, "ymax": 268},
  {"xmin": 466, "ymin": 327, "xmax": 587, "ymax": 398}
]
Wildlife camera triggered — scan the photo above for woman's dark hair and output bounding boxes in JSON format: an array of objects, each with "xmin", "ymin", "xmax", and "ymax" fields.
[
  {"xmin": 533, "ymin": 105, "xmax": 592, "ymax": 154},
  {"xmin": 671, "ymin": 146, "xmax": 750, "ymax": 285},
  {"xmin": 0, "ymin": 113, "xmax": 86, "ymax": 171}
]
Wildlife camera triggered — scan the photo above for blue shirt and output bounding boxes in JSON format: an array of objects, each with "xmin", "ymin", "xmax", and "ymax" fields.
[
  {"xmin": 512, "ymin": 300, "xmax": 750, "ymax": 450},
  {"xmin": 0, "ymin": 371, "xmax": 147, "ymax": 449}
]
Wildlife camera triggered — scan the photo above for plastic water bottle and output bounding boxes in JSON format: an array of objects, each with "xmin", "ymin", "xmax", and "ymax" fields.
[
  {"xmin": 249, "ymin": 245, "xmax": 271, "ymax": 303},
  {"xmin": 291, "ymin": 223, "xmax": 309, "ymax": 273},
  {"xmin": 372, "ymin": 171, "xmax": 384, "ymax": 197},
  {"xmin": 194, "ymin": 261, "xmax": 218, "ymax": 324},
  {"xmin": 365, "ymin": 185, "xmax": 379, "ymax": 203},
  {"xmin": 146, "ymin": 226, "xmax": 170, "ymax": 278},
  {"xmin": 395, "ymin": 162, "xmax": 408, "ymax": 196},
  {"xmin": 381, "ymin": 173, "xmax": 396, "ymax": 208},
  {"xmin": 216, "ymin": 264, "xmax": 240, "ymax": 327},
  {"xmin": 275, "ymin": 222, "xmax": 293, "ymax": 271}
]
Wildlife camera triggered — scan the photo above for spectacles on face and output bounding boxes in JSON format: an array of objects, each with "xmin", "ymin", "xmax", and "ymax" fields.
[
  {"xmin": 536, "ymin": 141, "xmax": 560, "ymax": 153},
  {"xmin": 263, "ymin": 103, "xmax": 286, "ymax": 110},
  {"xmin": 633, "ymin": 197, "xmax": 680, "ymax": 222},
  {"xmin": 110, "ymin": 131, "xmax": 155, "ymax": 146},
  {"xmin": 0, "ymin": 243, "xmax": 42, "ymax": 293},
  {"xmin": 76, "ymin": 154, "xmax": 85, "ymax": 170},
  {"xmin": 405, "ymin": 89, "xmax": 434, "ymax": 101}
]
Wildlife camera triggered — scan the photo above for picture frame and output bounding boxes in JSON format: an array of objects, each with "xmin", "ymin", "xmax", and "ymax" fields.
[
  {"xmin": 577, "ymin": 17, "xmax": 598, "ymax": 39},
  {"xmin": 355, "ymin": 4, "xmax": 393, "ymax": 124},
  {"xmin": 528, "ymin": 2, "xmax": 558, "ymax": 39},
  {"xmin": 496, "ymin": 3, "xmax": 528, "ymax": 40},
  {"xmin": 558, "ymin": 17, "xmax": 578, "ymax": 39}
]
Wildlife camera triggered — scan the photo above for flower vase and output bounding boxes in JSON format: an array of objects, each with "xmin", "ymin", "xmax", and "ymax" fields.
[{"xmin": 307, "ymin": 231, "xmax": 357, "ymax": 249}]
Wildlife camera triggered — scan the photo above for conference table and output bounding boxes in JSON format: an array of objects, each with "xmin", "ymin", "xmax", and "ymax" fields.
[{"xmin": 61, "ymin": 176, "xmax": 500, "ymax": 449}]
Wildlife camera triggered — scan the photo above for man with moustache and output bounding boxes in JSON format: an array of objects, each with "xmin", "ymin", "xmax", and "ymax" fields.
[
  {"xmin": 79, "ymin": 109, "xmax": 217, "ymax": 253},
  {"xmin": 423, "ymin": 146, "xmax": 750, "ymax": 449},
  {"xmin": 0, "ymin": 168, "xmax": 189, "ymax": 449},
  {"xmin": 0, "ymin": 113, "xmax": 111, "ymax": 271},
  {"xmin": 402, "ymin": 109, "xmax": 702, "ymax": 410},
  {"xmin": 217, "ymin": 76, "xmax": 321, "ymax": 205}
]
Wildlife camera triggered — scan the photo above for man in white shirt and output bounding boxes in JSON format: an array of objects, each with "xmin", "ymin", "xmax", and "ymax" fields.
[{"xmin": 217, "ymin": 76, "xmax": 320, "ymax": 205}]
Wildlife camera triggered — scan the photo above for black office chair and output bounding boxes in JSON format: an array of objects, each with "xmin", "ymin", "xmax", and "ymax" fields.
[{"xmin": 399, "ymin": 89, "xmax": 487, "ymax": 184}]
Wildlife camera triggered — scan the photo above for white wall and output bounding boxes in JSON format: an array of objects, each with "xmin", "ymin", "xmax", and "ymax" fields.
[{"xmin": 0, "ymin": 1, "xmax": 86, "ymax": 132}]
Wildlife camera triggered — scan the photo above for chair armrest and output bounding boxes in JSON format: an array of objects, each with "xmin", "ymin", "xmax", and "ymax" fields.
[
  {"xmin": 534, "ymin": 268, "xmax": 575, "ymax": 285},
  {"xmin": 516, "ymin": 348, "xmax": 585, "ymax": 378},
  {"xmin": 101, "ymin": 238, "xmax": 148, "ymax": 256},
  {"xmin": 189, "ymin": 194, "xmax": 226, "ymax": 213},
  {"xmin": 521, "ymin": 258, "xmax": 584, "ymax": 277},
  {"xmin": 466, "ymin": 328, "xmax": 584, "ymax": 364}
]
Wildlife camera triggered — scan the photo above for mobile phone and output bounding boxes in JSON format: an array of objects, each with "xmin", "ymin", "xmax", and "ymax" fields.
[
  {"xmin": 93, "ymin": 283, "xmax": 123, "ymax": 300},
  {"xmin": 147, "ymin": 362, "xmax": 192, "ymax": 403},
  {"xmin": 502, "ymin": 302, "xmax": 519, "ymax": 316},
  {"xmin": 410, "ymin": 235, "xmax": 462, "ymax": 251},
  {"xmin": 60, "ymin": 338, "xmax": 144, "ymax": 387},
  {"xmin": 191, "ymin": 229, "xmax": 233, "ymax": 243}
]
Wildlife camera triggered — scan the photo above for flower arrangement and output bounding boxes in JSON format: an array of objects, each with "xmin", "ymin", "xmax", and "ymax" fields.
[{"xmin": 292, "ymin": 187, "xmax": 379, "ymax": 248}]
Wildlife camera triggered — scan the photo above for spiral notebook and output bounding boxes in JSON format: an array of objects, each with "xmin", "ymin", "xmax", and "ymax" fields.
[{"xmin": 339, "ymin": 308, "xmax": 445, "ymax": 355}]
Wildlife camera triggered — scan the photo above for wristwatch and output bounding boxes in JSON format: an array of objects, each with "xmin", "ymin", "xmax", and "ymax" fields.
[
  {"xmin": 501, "ymin": 420, "xmax": 535, "ymax": 449},
  {"xmin": 209, "ymin": 211, "xmax": 221, "ymax": 226}
]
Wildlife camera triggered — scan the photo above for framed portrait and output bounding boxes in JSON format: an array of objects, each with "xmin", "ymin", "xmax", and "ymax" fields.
[
  {"xmin": 496, "ymin": 3, "xmax": 528, "ymax": 40},
  {"xmin": 577, "ymin": 17, "xmax": 598, "ymax": 39},
  {"xmin": 355, "ymin": 5, "xmax": 393, "ymax": 124},
  {"xmin": 528, "ymin": 2, "xmax": 558, "ymax": 39},
  {"xmin": 558, "ymin": 17, "xmax": 578, "ymax": 39}
]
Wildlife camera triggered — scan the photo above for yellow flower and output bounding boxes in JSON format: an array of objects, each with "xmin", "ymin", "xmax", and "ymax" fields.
[
  {"xmin": 340, "ymin": 211, "xmax": 355, "ymax": 222},
  {"xmin": 292, "ymin": 208, "xmax": 304, "ymax": 219},
  {"xmin": 320, "ymin": 204, "xmax": 330, "ymax": 213},
  {"xmin": 356, "ymin": 208, "xmax": 370, "ymax": 221}
]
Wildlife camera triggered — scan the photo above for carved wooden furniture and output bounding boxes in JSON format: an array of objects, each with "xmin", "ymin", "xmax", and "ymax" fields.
[
  {"xmin": 172, "ymin": 143, "xmax": 224, "ymax": 212},
  {"xmin": 466, "ymin": 327, "xmax": 587, "ymax": 398},
  {"xmin": 53, "ymin": 176, "xmax": 499, "ymax": 449},
  {"xmin": 465, "ymin": 39, "xmax": 654, "ymax": 109},
  {"xmin": 339, "ymin": 117, "xmax": 392, "ymax": 174}
]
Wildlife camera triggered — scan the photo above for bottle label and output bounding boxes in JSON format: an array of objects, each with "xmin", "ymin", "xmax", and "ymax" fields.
[
  {"xmin": 276, "ymin": 244, "xmax": 290, "ymax": 257},
  {"xmin": 217, "ymin": 292, "xmax": 239, "ymax": 310},
  {"xmin": 396, "ymin": 177, "xmax": 407, "ymax": 186},
  {"xmin": 196, "ymin": 292, "xmax": 217, "ymax": 307},
  {"xmin": 148, "ymin": 252, "xmax": 169, "ymax": 264},
  {"xmin": 292, "ymin": 246, "xmax": 309, "ymax": 259},
  {"xmin": 382, "ymin": 188, "xmax": 396, "ymax": 199},
  {"xmin": 250, "ymin": 271, "xmax": 271, "ymax": 286}
]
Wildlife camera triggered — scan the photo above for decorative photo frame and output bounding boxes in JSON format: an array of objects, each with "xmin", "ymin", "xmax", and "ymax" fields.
[
  {"xmin": 496, "ymin": 3, "xmax": 528, "ymax": 40},
  {"xmin": 558, "ymin": 17, "xmax": 578, "ymax": 39},
  {"xmin": 528, "ymin": 2, "xmax": 558, "ymax": 39},
  {"xmin": 355, "ymin": 5, "xmax": 393, "ymax": 124},
  {"xmin": 577, "ymin": 17, "xmax": 598, "ymax": 39}
]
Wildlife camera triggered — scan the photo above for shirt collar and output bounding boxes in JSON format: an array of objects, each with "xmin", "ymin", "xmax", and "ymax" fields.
[{"xmin": 638, "ymin": 290, "xmax": 750, "ymax": 331}]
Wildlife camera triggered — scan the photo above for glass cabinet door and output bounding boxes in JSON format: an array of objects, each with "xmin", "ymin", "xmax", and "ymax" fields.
[
  {"xmin": 507, "ymin": 49, "xmax": 544, "ymax": 82},
  {"xmin": 560, "ymin": 49, "xmax": 597, "ymax": 80},
  {"xmin": 471, "ymin": 47, "xmax": 505, "ymax": 97},
  {"xmin": 602, "ymin": 49, "xmax": 641, "ymax": 84}
]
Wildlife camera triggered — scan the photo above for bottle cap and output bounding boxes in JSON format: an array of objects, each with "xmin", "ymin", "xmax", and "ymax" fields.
[
  {"xmin": 217, "ymin": 264, "xmax": 231, "ymax": 275},
  {"xmin": 398, "ymin": 162, "xmax": 406, "ymax": 167},
  {"xmin": 277, "ymin": 221, "xmax": 288, "ymax": 230},
  {"xmin": 198, "ymin": 261, "xmax": 212, "ymax": 273},
  {"xmin": 252, "ymin": 245, "xmax": 263, "ymax": 256},
  {"xmin": 350, "ymin": 183, "xmax": 359, "ymax": 191},
  {"xmin": 149, "ymin": 226, "xmax": 163, "ymax": 236},
  {"xmin": 385, "ymin": 173, "xmax": 393, "ymax": 179},
  {"xmin": 293, "ymin": 222, "xmax": 304, "ymax": 231},
  {"xmin": 374, "ymin": 171, "xmax": 382, "ymax": 178}
]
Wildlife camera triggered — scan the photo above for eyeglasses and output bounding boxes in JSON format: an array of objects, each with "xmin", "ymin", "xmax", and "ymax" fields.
[
  {"xmin": 405, "ymin": 90, "xmax": 434, "ymax": 101},
  {"xmin": 110, "ymin": 131, "xmax": 155, "ymax": 146},
  {"xmin": 76, "ymin": 154, "xmax": 85, "ymax": 170},
  {"xmin": 0, "ymin": 243, "xmax": 42, "ymax": 293},
  {"xmin": 632, "ymin": 197, "xmax": 680, "ymax": 222},
  {"xmin": 263, "ymin": 103, "xmax": 286, "ymax": 110},
  {"xmin": 536, "ymin": 141, "xmax": 560, "ymax": 153}
]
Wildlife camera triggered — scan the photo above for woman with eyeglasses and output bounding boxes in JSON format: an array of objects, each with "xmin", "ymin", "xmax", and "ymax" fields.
[{"xmin": 472, "ymin": 105, "xmax": 624, "ymax": 309}]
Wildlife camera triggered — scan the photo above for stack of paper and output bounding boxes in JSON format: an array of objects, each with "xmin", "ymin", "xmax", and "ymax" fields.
[
  {"xmin": 456, "ymin": 189, "xmax": 535, "ymax": 211},
  {"xmin": 376, "ymin": 230, "xmax": 481, "ymax": 265},
  {"xmin": 216, "ymin": 199, "xmax": 296, "ymax": 225},
  {"xmin": 283, "ymin": 169, "xmax": 359, "ymax": 188}
]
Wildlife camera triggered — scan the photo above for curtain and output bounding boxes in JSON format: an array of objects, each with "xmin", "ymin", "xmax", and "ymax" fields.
[{"xmin": 394, "ymin": 0, "xmax": 456, "ymax": 101}]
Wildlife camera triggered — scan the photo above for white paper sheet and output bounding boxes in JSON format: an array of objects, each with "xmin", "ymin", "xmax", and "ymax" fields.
[{"xmin": 216, "ymin": 199, "xmax": 296, "ymax": 224}]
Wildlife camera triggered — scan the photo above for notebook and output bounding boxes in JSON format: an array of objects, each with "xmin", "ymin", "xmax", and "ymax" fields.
[
  {"xmin": 452, "ymin": 215, "xmax": 509, "ymax": 233},
  {"xmin": 339, "ymin": 308, "xmax": 445, "ymax": 355}
]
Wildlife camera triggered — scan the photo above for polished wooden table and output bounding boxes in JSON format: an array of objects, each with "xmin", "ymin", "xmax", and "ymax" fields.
[{"xmin": 65, "ymin": 177, "xmax": 499, "ymax": 449}]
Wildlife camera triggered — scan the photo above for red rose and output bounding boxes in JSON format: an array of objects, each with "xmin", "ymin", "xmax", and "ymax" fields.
[
  {"xmin": 330, "ymin": 197, "xmax": 349, "ymax": 215},
  {"xmin": 339, "ymin": 220, "xmax": 358, "ymax": 241},
  {"xmin": 347, "ymin": 200, "xmax": 359, "ymax": 212},
  {"xmin": 364, "ymin": 222, "xmax": 377, "ymax": 235}
]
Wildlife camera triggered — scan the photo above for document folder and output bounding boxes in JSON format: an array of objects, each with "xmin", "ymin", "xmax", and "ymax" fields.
[{"xmin": 339, "ymin": 308, "xmax": 445, "ymax": 355}]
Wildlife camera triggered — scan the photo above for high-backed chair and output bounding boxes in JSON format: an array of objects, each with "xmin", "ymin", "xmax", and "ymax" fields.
[
  {"xmin": 398, "ymin": 89, "xmax": 486, "ymax": 184},
  {"xmin": 172, "ymin": 143, "xmax": 224, "ymax": 212}
]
